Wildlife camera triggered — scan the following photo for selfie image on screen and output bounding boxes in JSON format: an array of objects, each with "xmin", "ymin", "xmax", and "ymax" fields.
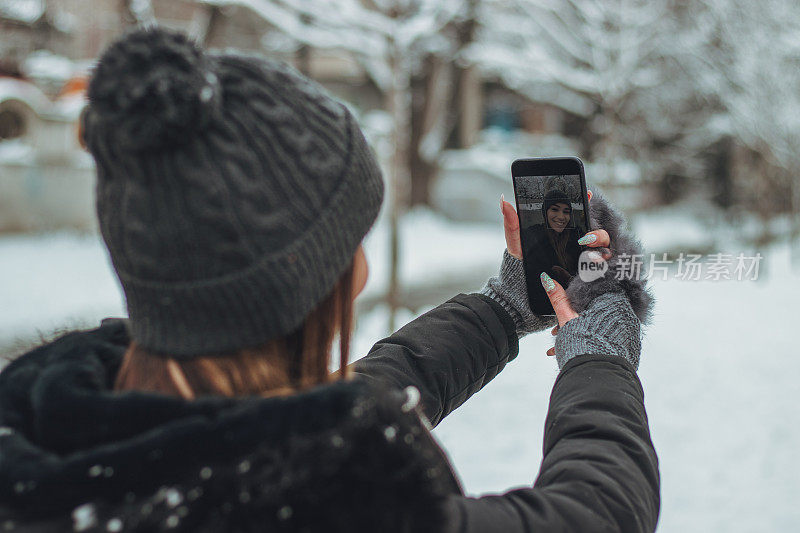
[{"xmin": 516, "ymin": 175, "xmax": 588, "ymax": 288}]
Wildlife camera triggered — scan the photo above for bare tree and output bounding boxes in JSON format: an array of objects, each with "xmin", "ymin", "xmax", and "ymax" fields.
[
  {"xmin": 471, "ymin": 0, "xmax": 692, "ymax": 185},
  {"xmin": 696, "ymin": 0, "xmax": 800, "ymax": 248}
]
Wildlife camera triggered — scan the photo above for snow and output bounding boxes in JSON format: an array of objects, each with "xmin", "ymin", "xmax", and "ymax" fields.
[
  {"xmin": 585, "ymin": 159, "xmax": 642, "ymax": 186},
  {"xmin": 128, "ymin": 0, "xmax": 155, "ymax": 25},
  {"xmin": 72, "ymin": 502, "xmax": 97, "ymax": 532},
  {"xmin": 0, "ymin": 209, "xmax": 501, "ymax": 351},
  {"xmin": 1, "ymin": 208, "xmax": 799, "ymax": 531},
  {"xmin": 49, "ymin": 91, "xmax": 87, "ymax": 121},
  {"xmin": 0, "ymin": 140, "xmax": 34, "ymax": 165},
  {"xmin": 200, "ymin": 0, "xmax": 468, "ymax": 92},
  {"xmin": 366, "ymin": 207, "xmax": 502, "ymax": 290},
  {"xmin": 705, "ymin": 0, "xmax": 800, "ymax": 174},
  {"xmin": 0, "ymin": 75, "xmax": 88, "ymax": 126},
  {"xmin": 22, "ymin": 51, "xmax": 77, "ymax": 84},
  {"xmin": 0, "ymin": 0, "xmax": 44, "ymax": 24},
  {"xmin": 432, "ymin": 132, "xmax": 585, "ymax": 223},
  {"xmin": 440, "ymin": 131, "xmax": 580, "ymax": 180},
  {"xmin": 0, "ymin": 232, "xmax": 125, "ymax": 350},
  {"xmin": 630, "ymin": 203, "xmax": 718, "ymax": 254},
  {"xmin": 0, "ymin": 77, "xmax": 50, "ymax": 114}
]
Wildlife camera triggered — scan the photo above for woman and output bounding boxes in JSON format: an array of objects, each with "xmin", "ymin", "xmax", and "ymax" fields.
[
  {"xmin": 521, "ymin": 188, "xmax": 584, "ymax": 287},
  {"xmin": 0, "ymin": 28, "xmax": 658, "ymax": 532},
  {"xmin": 542, "ymin": 188, "xmax": 581, "ymax": 271}
]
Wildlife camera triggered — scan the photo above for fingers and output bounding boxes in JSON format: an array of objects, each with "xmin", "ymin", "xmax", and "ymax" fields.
[
  {"xmin": 501, "ymin": 194, "xmax": 523, "ymax": 260},
  {"xmin": 546, "ymin": 346, "xmax": 555, "ymax": 356},
  {"xmin": 551, "ymin": 325, "xmax": 558, "ymax": 335},
  {"xmin": 580, "ymin": 191, "xmax": 612, "ymax": 250},
  {"xmin": 540, "ymin": 272, "xmax": 578, "ymax": 328},
  {"xmin": 577, "ymin": 228, "xmax": 611, "ymax": 248}
]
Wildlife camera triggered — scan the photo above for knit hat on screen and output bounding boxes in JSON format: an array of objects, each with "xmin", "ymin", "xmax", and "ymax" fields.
[
  {"xmin": 82, "ymin": 27, "xmax": 384, "ymax": 357},
  {"xmin": 542, "ymin": 188, "xmax": 571, "ymax": 212}
]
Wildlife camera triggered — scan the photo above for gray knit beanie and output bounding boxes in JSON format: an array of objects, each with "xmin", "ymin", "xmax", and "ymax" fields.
[{"xmin": 82, "ymin": 27, "xmax": 384, "ymax": 357}]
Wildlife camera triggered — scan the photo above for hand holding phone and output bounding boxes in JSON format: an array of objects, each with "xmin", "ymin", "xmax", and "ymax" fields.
[{"xmin": 511, "ymin": 157, "xmax": 592, "ymax": 316}]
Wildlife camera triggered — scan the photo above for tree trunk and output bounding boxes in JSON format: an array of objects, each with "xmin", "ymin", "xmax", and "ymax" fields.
[
  {"xmin": 598, "ymin": 101, "xmax": 619, "ymax": 185},
  {"xmin": 187, "ymin": 4, "xmax": 223, "ymax": 46},
  {"xmin": 119, "ymin": 0, "xmax": 155, "ymax": 28},
  {"xmin": 386, "ymin": 41, "xmax": 412, "ymax": 333},
  {"xmin": 409, "ymin": 56, "xmax": 450, "ymax": 207},
  {"xmin": 200, "ymin": 6, "xmax": 225, "ymax": 47},
  {"xmin": 296, "ymin": 45, "xmax": 312, "ymax": 76},
  {"xmin": 457, "ymin": 64, "xmax": 482, "ymax": 148},
  {"xmin": 709, "ymin": 136, "xmax": 734, "ymax": 209},
  {"xmin": 408, "ymin": 1, "xmax": 480, "ymax": 207},
  {"xmin": 119, "ymin": 0, "xmax": 138, "ymax": 29},
  {"xmin": 792, "ymin": 171, "xmax": 800, "ymax": 270},
  {"xmin": 295, "ymin": 13, "xmax": 314, "ymax": 76}
]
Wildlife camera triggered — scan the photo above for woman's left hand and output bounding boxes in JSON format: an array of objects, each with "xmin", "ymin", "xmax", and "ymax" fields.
[{"xmin": 499, "ymin": 189, "xmax": 614, "ymax": 341}]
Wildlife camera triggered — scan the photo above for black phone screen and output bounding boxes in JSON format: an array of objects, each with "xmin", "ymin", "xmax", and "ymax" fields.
[{"xmin": 511, "ymin": 158, "xmax": 591, "ymax": 316}]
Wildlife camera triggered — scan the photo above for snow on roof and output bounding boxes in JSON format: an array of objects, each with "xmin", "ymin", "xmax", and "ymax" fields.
[
  {"xmin": 49, "ymin": 6, "xmax": 76, "ymax": 33},
  {"xmin": 0, "ymin": 138, "xmax": 35, "ymax": 165},
  {"xmin": 22, "ymin": 50, "xmax": 77, "ymax": 82},
  {"xmin": 49, "ymin": 91, "xmax": 86, "ymax": 120},
  {"xmin": 0, "ymin": 0, "xmax": 45, "ymax": 25},
  {"xmin": 0, "ymin": 77, "xmax": 49, "ymax": 113}
]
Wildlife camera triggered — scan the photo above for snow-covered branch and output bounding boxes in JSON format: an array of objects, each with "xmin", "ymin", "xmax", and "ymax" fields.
[{"xmin": 198, "ymin": 0, "xmax": 467, "ymax": 90}]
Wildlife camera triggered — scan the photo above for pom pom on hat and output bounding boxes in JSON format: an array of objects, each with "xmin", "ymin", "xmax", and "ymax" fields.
[{"xmin": 85, "ymin": 27, "xmax": 221, "ymax": 151}]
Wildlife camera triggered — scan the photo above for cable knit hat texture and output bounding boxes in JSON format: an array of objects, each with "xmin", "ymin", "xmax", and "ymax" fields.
[{"xmin": 82, "ymin": 27, "xmax": 385, "ymax": 357}]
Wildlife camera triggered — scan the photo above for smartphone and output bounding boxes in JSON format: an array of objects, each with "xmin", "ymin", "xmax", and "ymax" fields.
[{"xmin": 511, "ymin": 157, "xmax": 592, "ymax": 315}]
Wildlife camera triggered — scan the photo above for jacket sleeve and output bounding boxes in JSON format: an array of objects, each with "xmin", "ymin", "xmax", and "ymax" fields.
[
  {"xmin": 443, "ymin": 354, "xmax": 660, "ymax": 533},
  {"xmin": 351, "ymin": 292, "xmax": 519, "ymax": 427}
]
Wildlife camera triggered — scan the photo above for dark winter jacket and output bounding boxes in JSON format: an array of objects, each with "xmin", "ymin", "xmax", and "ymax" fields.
[{"xmin": 0, "ymin": 293, "xmax": 659, "ymax": 532}]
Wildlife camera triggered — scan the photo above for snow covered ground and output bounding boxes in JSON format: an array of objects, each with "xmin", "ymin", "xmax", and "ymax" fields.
[
  {"xmin": 0, "ymin": 207, "xmax": 502, "ymax": 353},
  {"xmin": 1, "ymin": 207, "xmax": 798, "ymax": 532}
]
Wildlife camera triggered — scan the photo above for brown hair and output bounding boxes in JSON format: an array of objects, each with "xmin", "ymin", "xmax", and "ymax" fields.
[
  {"xmin": 544, "ymin": 202, "xmax": 573, "ymax": 269},
  {"xmin": 114, "ymin": 258, "xmax": 355, "ymax": 399},
  {"xmin": 547, "ymin": 226, "xmax": 572, "ymax": 270}
]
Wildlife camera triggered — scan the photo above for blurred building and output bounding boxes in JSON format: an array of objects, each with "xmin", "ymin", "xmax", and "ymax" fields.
[
  {"xmin": 0, "ymin": 0, "xmax": 569, "ymax": 231},
  {"xmin": 0, "ymin": 75, "xmax": 92, "ymax": 232},
  {"xmin": 0, "ymin": 0, "xmax": 72, "ymax": 68}
]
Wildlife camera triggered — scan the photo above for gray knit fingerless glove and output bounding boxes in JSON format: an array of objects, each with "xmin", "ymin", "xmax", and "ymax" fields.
[
  {"xmin": 478, "ymin": 249, "xmax": 557, "ymax": 337},
  {"xmin": 554, "ymin": 292, "xmax": 641, "ymax": 371}
]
